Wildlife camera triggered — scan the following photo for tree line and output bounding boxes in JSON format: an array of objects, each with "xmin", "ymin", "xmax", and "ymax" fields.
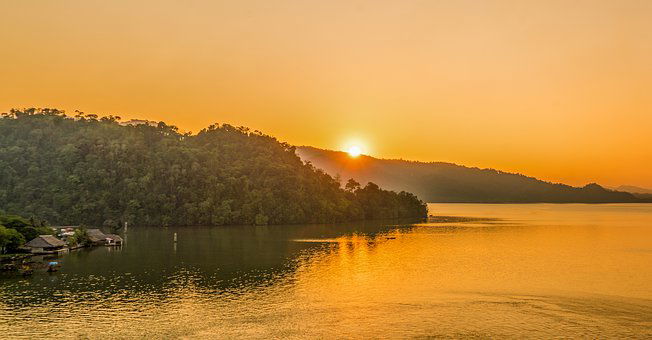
[
  {"xmin": 0, "ymin": 108, "xmax": 427, "ymax": 228},
  {"xmin": 0, "ymin": 212, "xmax": 52, "ymax": 254}
]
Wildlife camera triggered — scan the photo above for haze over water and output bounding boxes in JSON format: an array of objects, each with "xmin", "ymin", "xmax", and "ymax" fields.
[{"xmin": 1, "ymin": 204, "xmax": 651, "ymax": 338}]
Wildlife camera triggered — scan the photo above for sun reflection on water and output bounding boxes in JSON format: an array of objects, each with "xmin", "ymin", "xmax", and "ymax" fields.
[{"xmin": 1, "ymin": 205, "xmax": 652, "ymax": 338}]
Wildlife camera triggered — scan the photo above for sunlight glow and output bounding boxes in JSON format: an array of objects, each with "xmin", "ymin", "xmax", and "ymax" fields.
[{"xmin": 347, "ymin": 145, "xmax": 363, "ymax": 157}]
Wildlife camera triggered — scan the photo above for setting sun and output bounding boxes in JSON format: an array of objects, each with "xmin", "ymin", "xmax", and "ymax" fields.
[
  {"xmin": 1, "ymin": 1, "xmax": 652, "ymax": 338},
  {"xmin": 346, "ymin": 145, "xmax": 363, "ymax": 157}
]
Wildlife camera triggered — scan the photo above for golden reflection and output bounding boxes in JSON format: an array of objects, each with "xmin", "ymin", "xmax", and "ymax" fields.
[{"xmin": 1, "ymin": 205, "xmax": 651, "ymax": 338}]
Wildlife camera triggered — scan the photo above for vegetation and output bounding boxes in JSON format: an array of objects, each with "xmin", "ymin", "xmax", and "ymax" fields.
[
  {"xmin": 345, "ymin": 180, "xmax": 427, "ymax": 219},
  {"xmin": 297, "ymin": 146, "xmax": 649, "ymax": 203},
  {"xmin": 0, "ymin": 108, "xmax": 427, "ymax": 226},
  {"xmin": 67, "ymin": 227, "xmax": 90, "ymax": 247},
  {"xmin": 0, "ymin": 213, "xmax": 52, "ymax": 254},
  {"xmin": 0, "ymin": 226, "xmax": 24, "ymax": 254}
]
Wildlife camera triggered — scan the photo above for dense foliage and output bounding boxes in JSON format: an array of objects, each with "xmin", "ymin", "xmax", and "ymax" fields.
[
  {"xmin": 67, "ymin": 227, "xmax": 91, "ymax": 247},
  {"xmin": 0, "ymin": 226, "xmax": 24, "ymax": 254},
  {"xmin": 0, "ymin": 213, "xmax": 52, "ymax": 253},
  {"xmin": 0, "ymin": 109, "xmax": 426, "ymax": 226},
  {"xmin": 298, "ymin": 146, "xmax": 647, "ymax": 203}
]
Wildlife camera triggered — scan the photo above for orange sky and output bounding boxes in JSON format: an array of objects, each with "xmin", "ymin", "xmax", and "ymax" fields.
[{"xmin": 1, "ymin": 0, "xmax": 651, "ymax": 188}]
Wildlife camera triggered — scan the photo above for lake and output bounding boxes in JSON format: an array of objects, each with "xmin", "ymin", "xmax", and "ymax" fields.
[{"xmin": 1, "ymin": 204, "xmax": 651, "ymax": 338}]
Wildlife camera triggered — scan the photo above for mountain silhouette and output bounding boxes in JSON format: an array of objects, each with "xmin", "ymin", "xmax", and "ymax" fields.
[{"xmin": 296, "ymin": 146, "xmax": 646, "ymax": 203}]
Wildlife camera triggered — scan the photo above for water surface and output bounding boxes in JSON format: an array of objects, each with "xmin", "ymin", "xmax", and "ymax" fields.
[{"xmin": 1, "ymin": 204, "xmax": 651, "ymax": 338}]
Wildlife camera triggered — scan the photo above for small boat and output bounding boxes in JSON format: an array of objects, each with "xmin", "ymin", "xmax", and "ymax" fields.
[{"xmin": 47, "ymin": 261, "xmax": 60, "ymax": 272}]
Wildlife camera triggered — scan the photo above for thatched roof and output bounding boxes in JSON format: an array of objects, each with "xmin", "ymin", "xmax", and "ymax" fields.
[
  {"xmin": 25, "ymin": 235, "xmax": 66, "ymax": 248},
  {"xmin": 86, "ymin": 229, "xmax": 107, "ymax": 242},
  {"xmin": 105, "ymin": 234, "xmax": 123, "ymax": 242}
]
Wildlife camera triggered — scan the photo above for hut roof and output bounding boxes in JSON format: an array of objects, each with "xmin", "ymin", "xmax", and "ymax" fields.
[
  {"xmin": 25, "ymin": 235, "xmax": 66, "ymax": 248},
  {"xmin": 105, "ymin": 234, "xmax": 123, "ymax": 242},
  {"xmin": 86, "ymin": 229, "xmax": 107, "ymax": 242}
]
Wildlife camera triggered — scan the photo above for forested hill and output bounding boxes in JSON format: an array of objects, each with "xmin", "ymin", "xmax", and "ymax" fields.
[
  {"xmin": 0, "ymin": 109, "xmax": 426, "ymax": 226},
  {"xmin": 296, "ymin": 146, "xmax": 646, "ymax": 203}
]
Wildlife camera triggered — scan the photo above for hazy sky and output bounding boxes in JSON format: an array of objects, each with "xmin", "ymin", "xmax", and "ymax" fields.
[{"xmin": 1, "ymin": 0, "xmax": 651, "ymax": 188}]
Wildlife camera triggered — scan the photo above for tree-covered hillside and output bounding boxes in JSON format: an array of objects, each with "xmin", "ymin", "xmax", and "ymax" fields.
[
  {"xmin": 0, "ymin": 109, "xmax": 426, "ymax": 226},
  {"xmin": 0, "ymin": 212, "xmax": 52, "ymax": 254},
  {"xmin": 297, "ymin": 146, "xmax": 647, "ymax": 203}
]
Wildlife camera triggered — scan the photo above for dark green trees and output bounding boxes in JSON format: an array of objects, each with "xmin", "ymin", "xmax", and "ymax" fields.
[
  {"xmin": 351, "ymin": 183, "xmax": 427, "ymax": 219},
  {"xmin": 0, "ymin": 213, "xmax": 52, "ymax": 253},
  {"xmin": 0, "ymin": 214, "xmax": 52, "ymax": 241},
  {"xmin": 0, "ymin": 108, "xmax": 427, "ymax": 226},
  {"xmin": 0, "ymin": 226, "xmax": 25, "ymax": 254}
]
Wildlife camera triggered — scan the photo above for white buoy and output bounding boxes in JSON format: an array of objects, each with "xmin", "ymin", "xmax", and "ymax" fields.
[{"xmin": 173, "ymin": 232, "xmax": 177, "ymax": 242}]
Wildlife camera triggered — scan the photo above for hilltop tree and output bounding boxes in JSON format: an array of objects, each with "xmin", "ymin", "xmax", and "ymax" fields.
[{"xmin": 345, "ymin": 179, "xmax": 361, "ymax": 192}]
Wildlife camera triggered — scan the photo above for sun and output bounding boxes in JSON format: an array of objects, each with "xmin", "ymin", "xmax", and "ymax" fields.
[{"xmin": 346, "ymin": 145, "xmax": 363, "ymax": 157}]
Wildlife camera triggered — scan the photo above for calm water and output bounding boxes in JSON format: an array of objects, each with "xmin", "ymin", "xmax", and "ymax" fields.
[{"xmin": 1, "ymin": 204, "xmax": 651, "ymax": 338}]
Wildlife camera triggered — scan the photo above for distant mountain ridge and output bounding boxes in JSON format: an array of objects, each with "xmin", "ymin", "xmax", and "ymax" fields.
[
  {"xmin": 614, "ymin": 185, "xmax": 652, "ymax": 201},
  {"xmin": 296, "ymin": 146, "xmax": 647, "ymax": 203},
  {"xmin": 615, "ymin": 185, "xmax": 652, "ymax": 195}
]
